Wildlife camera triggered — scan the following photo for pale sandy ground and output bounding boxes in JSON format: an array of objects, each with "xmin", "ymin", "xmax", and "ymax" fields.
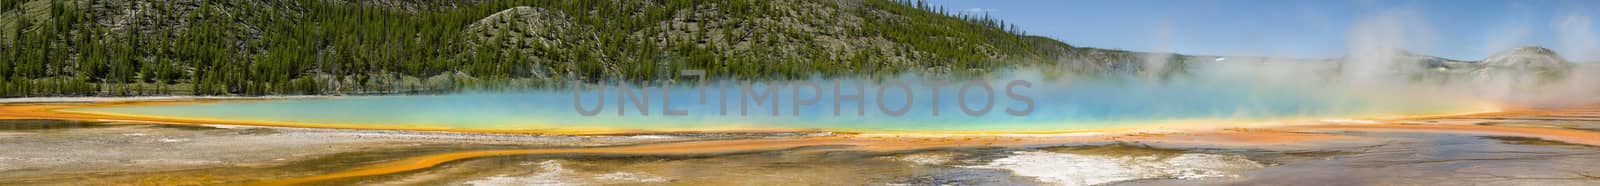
[
  {"xmin": 0, "ymin": 120, "xmax": 800, "ymax": 185},
  {"xmin": 0, "ymin": 100, "xmax": 1596, "ymax": 185}
]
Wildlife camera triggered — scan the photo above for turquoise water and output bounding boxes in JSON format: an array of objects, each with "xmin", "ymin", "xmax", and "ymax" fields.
[{"xmin": 72, "ymin": 66, "xmax": 1484, "ymax": 132}]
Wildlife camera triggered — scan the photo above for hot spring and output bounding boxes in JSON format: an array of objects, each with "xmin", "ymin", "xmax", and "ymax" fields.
[{"xmin": 65, "ymin": 62, "xmax": 1495, "ymax": 133}]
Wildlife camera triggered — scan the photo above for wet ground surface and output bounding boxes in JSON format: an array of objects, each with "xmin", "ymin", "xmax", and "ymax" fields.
[
  {"xmin": 333, "ymin": 132, "xmax": 1595, "ymax": 186},
  {"xmin": 0, "ymin": 120, "xmax": 784, "ymax": 185},
  {"xmin": 1122, "ymin": 132, "xmax": 1600, "ymax": 186},
  {"xmin": 0, "ymin": 108, "xmax": 1598, "ymax": 185}
]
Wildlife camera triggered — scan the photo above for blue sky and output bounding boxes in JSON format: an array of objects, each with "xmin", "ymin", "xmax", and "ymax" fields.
[{"xmin": 926, "ymin": 0, "xmax": 1600, "ymax": 61}]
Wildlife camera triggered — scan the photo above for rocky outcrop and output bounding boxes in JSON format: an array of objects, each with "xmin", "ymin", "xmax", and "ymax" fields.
[
  {"xmin": 466, "ymin": 7, "xmax": 595, "ymax": 52},
  {"xmin": 1482, "ymin": 46, "xmax": 1572, "ymax": 69},
  {"xmin": 1474, "ymin": 46, "xmax": 1575, "ymax": 82}
]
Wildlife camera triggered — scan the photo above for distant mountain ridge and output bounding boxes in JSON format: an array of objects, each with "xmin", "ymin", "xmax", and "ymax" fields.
[
  {"xmin": 0, "ymin": 0, "xmax": 1074, "ymax": 96},
  {"xmin": 1386, "ymin": 46, "xmax": 1574, "ymax": 78},
  {"xmin": 1483, "ymin": 46, "xmax": 1572, "ymax": 68}
]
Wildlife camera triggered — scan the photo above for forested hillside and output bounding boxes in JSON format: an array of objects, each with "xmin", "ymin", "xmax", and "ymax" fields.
[{"xmin": 0, "ymin": 0, "xmax": 1106, "ymax": 97}]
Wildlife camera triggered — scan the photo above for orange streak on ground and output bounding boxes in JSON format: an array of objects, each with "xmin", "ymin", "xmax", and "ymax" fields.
[
  {"xmin": 6, "ymin": 101, "xmax": 1345, "ymax": 184},
  {"xmin": 0, "ymin": 101, "xmax": 820, "ymax": 135},
  {"xmin": 248, "ymin": 137, "xmax": 855, "ymax": 185},
  {"xmin": 1290, "ymin": 124, "xmax": 1600, "ymax": 146},
  {"xmin": 247, "ymin": 129, "xmax": 1357, "ymax": 185},
  {"xmin": 5, "ymin": 100, "xmax": 1599, "ymax": 185},
  {"xmin": 0, "ymin": 100, "xmax": 1349, "ymax": 135}
]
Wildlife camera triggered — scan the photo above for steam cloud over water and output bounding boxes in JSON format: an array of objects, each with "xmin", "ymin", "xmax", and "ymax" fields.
[{"xmin": 1111, "ymin": 8, "xmax": 1600, "ymax": 111}]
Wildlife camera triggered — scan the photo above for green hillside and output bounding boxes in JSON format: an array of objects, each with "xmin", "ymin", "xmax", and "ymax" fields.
[{"xmin": 0, "ymin": 0, "xmax": 1097, "ymax": 97}]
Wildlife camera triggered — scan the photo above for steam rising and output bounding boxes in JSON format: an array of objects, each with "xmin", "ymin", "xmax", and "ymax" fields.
[
  {"xmin": 1556, "ymin": 14, "xmax": 1600, "ymax": 62},
  {"xmin": 1112, "ymin": 7, "xmax": 1600, "ymax": 110},
  {"xmin": 1342, "ymin": 10, "xmax": 1434, "ymax": 85}
]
